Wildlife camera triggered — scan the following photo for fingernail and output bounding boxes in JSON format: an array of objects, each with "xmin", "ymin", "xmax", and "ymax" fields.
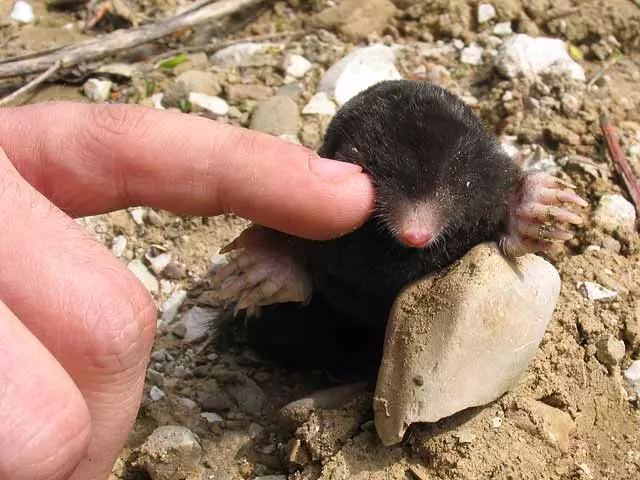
[{"xmin": 308, "ymin": 154, "xmax": 363, "ymax": 182}]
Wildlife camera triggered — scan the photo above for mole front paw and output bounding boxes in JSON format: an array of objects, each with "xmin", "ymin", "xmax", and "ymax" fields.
[
  {"xmin": 500, "ymin": 172, "xmax": 588, "ymax": 258},
  {"xmin": 210, "ymin": 226, "xmax": 312, "ymax": 317}
]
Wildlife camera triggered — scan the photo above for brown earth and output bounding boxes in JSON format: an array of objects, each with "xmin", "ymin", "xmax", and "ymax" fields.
[{"xmin": 1, "ymin": 1, "xmax": 639, "ymax": 479}]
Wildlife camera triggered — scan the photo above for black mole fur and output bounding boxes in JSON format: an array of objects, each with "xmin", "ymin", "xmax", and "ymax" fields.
[{"xmin": 246, "ymin": 80, "xmax": 523, "ymax": 375}]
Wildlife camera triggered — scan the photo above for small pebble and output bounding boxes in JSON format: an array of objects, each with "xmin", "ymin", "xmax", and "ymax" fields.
[
  {"xmin": 491, "ymin": 417, "xmax": 502, "ymax": 429},
  {"xmin": 592, "ymin": 194, "xmax": 636, "ymax": 234},
  {"xmin": 147, "ymin": 368, "xmax": 164, "ymax": 386},
  {"xmin": 127, "ymin": 260, "xmax": 159, "ymax": 294},
  {"xmin": 248, "ymin": 423, "xmax": 265, "ymax": 437},
  {"xmin": 83, "ymin": 78, "xmax": 112, "ymax": 103},
  {"xmin": 624, "ymin": 361, "xmax": 640, "ymax": 398},
  {"xmin": 595, "ymin": 335, "xmax": 626, "ymax": 368},
  {"xmin": 146, "ymin": 251, "xmax": 172, "ymax": 275},
  {"xmin": 161, "ymin": 289, "xmax": 187, "ymax": 324},
  {"xmin": 129, "ymin": 207, "xmax": 146, "ymax": 225},
  {"xmin": 177, "ymin": 397, "xmax": 200, "ymax": 411},
  {"xmin": 579, "ymin": 281, "xmax": 617, "ymax": 301},
  {"xmin": 302, "ymin": 92, "xmax": 337, "ymax": 116},
  {"xmin": 111, "ymin": 235, "xmax": 127, "ymax": 257},
  {"xmin": 10, "ymin": 1, "xmax": 35, "ymax": 23},
  {"xmin": 460, "ymin": 44, "xmax": 484, "ymax": 65},
  {"xmin": 201, "ymin": 412, "xmax": 224, "ymax": 424},
  {"xmin": 150, "ymin": 349, "xmax": 167, "ymax": 361},
  {"xmin": 477, "ymin": 3, "xmax": 496, "ymax": 24},
  {"xmin": 493, "ymin": 22, "xmax": 513, "ymax": 36},
  {"xmin": 283, "ymin": 54, "xmax": 312, "ymax": 78},
  {"xmin": 189, "ymin": 92, "xmax": 229, "ymax": 116},
  {"xmin": 149, "ymin": 386, "xmax": 165, "ymax": 401}
]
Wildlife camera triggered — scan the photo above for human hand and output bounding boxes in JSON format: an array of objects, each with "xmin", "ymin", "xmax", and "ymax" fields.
[{"xmin": 0, "ymin": 101, "xmax": 374, "ymax": 480}]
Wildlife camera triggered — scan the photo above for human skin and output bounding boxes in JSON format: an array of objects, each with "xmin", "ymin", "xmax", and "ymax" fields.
[{"xmin": 0, "ymin": 101, "xmax": 374, "ymax": 480}]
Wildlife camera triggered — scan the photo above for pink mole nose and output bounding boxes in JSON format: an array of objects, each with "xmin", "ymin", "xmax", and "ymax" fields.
[{"xmin": 399, "ymin": 228, "xmax": 432, "ymax": 248}]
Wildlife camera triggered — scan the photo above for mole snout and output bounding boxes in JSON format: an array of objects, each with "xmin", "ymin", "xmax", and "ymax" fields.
[
  {"xmin": 394, "ymin": 199, "xmax": 442, "ymax": 248},
  {"xmin": 399, "ymin": 228, "xmax": 432, "ymax": 248}
]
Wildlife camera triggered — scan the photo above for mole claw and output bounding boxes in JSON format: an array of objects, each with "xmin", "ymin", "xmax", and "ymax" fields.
[{"xmin": 208, "ymin": 227, "xmax": 313, "ymax": 317}]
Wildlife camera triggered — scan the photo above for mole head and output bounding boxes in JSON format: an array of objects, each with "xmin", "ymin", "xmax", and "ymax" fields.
[
  {"xmin": 371, "ymin": 134, "xmax": 499, "ymax": 250},
  {"xmin": 319, "ymin": 80, "xmax": 518, "ymax": 250}
]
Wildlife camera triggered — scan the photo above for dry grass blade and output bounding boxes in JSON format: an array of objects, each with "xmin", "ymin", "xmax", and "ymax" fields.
[{"xmin": 0, "ymin": 0, "xmax": 265, "ymax": 79}]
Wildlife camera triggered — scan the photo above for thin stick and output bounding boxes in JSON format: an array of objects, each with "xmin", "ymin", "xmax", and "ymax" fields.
[
  {"xmin": 0, "ymin": 61, "xmax": 63, "ymax": 107},
  {"xmin": 0, "ymin": 0, "xmax": 265, "ymax": 79},
  {"xmin": 600, "ymin": 114, "xmax": 640, "ymax": 223},
  {"xmin": 150, "ymin": 29, "xmax": 306, "ymax": 64}
]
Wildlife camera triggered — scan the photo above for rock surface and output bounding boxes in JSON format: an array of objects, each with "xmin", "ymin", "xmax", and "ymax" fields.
[
  {"xmin": 592, "ymin": 193, "xmax": 637, "ymax": 233},
  {"xmin": 317, "ymin": 44, "xmax": 402, "ymax": 106},
  {"xmin": 210, "ymin": 42, "xmax": 280, "ymax": 67},
  {"xmin": 311, "ymin": 0, "xmax": 397, "ymax": 41},
  {"xmin": 136, "ymin": 426, "xmax": 202, "ymax": 480},
  {"xmin": 374, "ymin": 242, "xmax": 561, "ymax": 445},
  {"xmin": 250, "ymin": 95, "xmax": 300, "ymax": 136},
  {"xmin": 163, "ymin": 70, "xmax": 221, "ymax": 108},
  {"xmin": 595, "ymin": 335, "xmax": 626, "ymax": 367},
  {"xmin": 495, "ymin": 34, "xmax": 586, "ymax": 82}
]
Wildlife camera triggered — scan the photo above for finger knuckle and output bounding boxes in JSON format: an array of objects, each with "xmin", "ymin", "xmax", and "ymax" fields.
[
  {"xmin": 80, "ymin": 103, "xmax": 152, "ymax": 153},
  {"xmin": 79, "ymin": 273, "xmax": 156, "ymax": 376}
]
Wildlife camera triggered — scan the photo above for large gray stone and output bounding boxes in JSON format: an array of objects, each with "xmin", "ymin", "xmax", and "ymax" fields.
[{"xmin": 373, "ymin": 242, "xmax": 561, "ymax": 445}]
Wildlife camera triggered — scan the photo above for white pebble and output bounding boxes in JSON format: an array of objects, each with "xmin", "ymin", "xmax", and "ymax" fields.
[
  {"xmin": 624, "ymin": 360, "xmax": 640, "ymax": 390},
  {"xmin": 127, "ymin": 260, "xmax": 159, "ymax": 294},
  {"xmin": 211, "ymin": 42, "xmax": 280, "ymax": 67},
  {"xmin": 592, "ymin": 194, "xmax": 637, "ymax": 233},
  {"xmin": 477, "ymin": 3, "xmax": 497, "ymax": 24},
  {"xmin": 10, "ymin": 1, "xmax": 35, "ymax": 23},
  {"xmin": 161, "ymin": 289, "xmax": 187, "ymax": 324},
  {"xmin": 111, "ymin": 235, "xmax": 127, "ymax": 258},
  {"xmin": 493, "ymin": 22, "xmax": 513, "ymax": 37},
  {"xmin": 283, "ymin": 54, "xmax": 312, "ymax": 78},
  {"xmin": 318, "ymin": 44, "xmax": 402, "ymax": 106},
  {"xmin": 491, "ymin": 417, "xmax": 503, "ymax": 429},
  {"xmin": 200, "ymin": 412, "xmax": 224, "ymax": 424},
  {"xmin": 151, "ymin": 93, "xmax": 165, "ymax": 109},
  {"xmin": 149, "ymin": 386, "xmax": 165, "ymax": 401},
  {"xmin": 83, "ymin": 78, "xmax": 112, "ymax": 103},
  {"xmin": 502, "ymin": 91, "xmax": 514, "ymax": 102},
  {"xmin": 188, "ymin": 92, "xmax": 229, "ymax": 116},
  {"xmin": 146, "ymin": 251, "xmax": 172, "ymax": 275},
  {"xmin": 496, "ymin": 34, "xmax": 586, "ymax": 82},
  {"xmin": 452, "ymin": 39, "xmax": 465, "ymax": 50},
  {"xmin": 460, "ymin": 43, "xmax": 484, "ymax": 65},
  {"xmin": 302, "ymin": 92, "xmax": 337, "ymax": 116},
  {"xmin": 579, "ymin": 281, "xmax": 617, "ymax": 301},
  {"xmin": 129, "ymin": 207, "xmax": 146, "ymax": 225}
]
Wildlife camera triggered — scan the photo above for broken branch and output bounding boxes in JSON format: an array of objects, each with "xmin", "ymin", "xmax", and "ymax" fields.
[
  {"xmin": 0, "ymin": 61, "xmax": 63, "ymax": 107},
  {"xmin": 600, "ymin": 114, "xmax": 640, "ymax": 223},
  {"xmin": 0, "ymin": 0, "xmax": 265, "ymax": 79}
]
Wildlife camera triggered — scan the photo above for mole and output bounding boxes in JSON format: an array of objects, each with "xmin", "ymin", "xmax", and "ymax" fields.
[{"xmin": 211, "ymin": 80, "xmax": 587, "ymax": 377}]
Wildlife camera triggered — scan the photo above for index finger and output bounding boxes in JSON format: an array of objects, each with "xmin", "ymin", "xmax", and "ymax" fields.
[{"xmin": 0, "ymin": 101, "xmax": 374, "ymax": 240}]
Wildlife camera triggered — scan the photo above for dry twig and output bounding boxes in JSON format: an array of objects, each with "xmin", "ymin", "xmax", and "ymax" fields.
[
  {"xmin": 0, "ymin": 61, "xmax": 63, "ymax": 107},
  {"xmin": 600, "ymin": 114, "xmax": 640, "ymax": 223},
  {"xmin": 150, "ymin": 29, "xmax": 306, "ymax": 64},
  {"xmin": 0, "ymin": 0, "xmax": 265, "ymax": 79}
]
